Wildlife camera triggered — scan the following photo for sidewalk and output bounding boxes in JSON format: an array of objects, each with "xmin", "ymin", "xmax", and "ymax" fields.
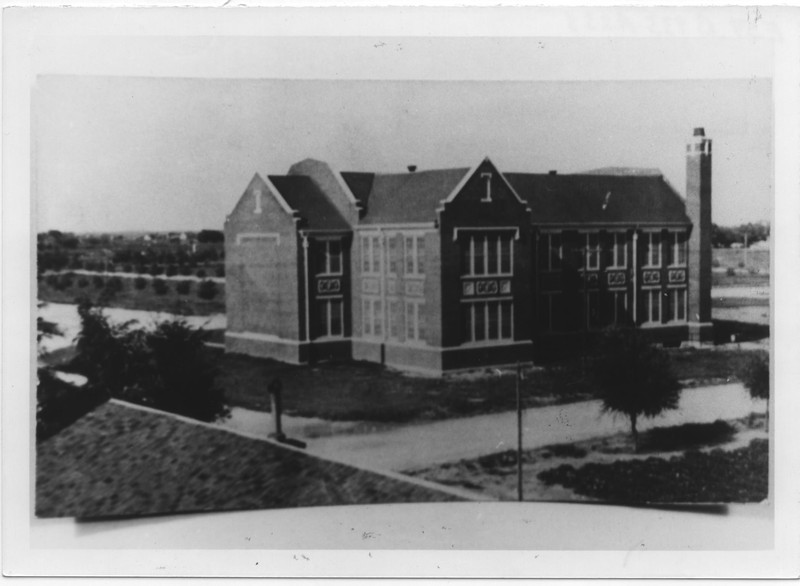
[{"xmin": 217, "ymin": 383, "xmax": 765, "ymax": 472}]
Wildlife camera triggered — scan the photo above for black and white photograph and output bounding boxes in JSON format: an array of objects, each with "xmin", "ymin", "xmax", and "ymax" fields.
[{"xmin": 4, "ymin": 5, "xmax": 800, "ymax": 579}]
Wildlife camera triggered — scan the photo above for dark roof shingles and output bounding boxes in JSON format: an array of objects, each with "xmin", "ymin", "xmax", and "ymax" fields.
[
  {"xmin": 267, "ymin": 175, "xmax": 350, "ymax": 231},
  {"xmin": 36, "ymin": 402, "xmax": 460, "ymax": 518},
  {"xmin": 505, "ymin": 173, "xmax": 690, "ymax": 226},
  {"xmin": 343, "ymin": 168, "xmax": 470, "ymax": 224}
]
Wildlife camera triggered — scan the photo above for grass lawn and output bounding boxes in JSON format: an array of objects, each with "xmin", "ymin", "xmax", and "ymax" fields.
[
  {"xmin": 37, "ymin": 275, "xmax": 225, "ymax": 316},
  {"xmin": 712, "ymin": 271, "xmax": 770, "ymax": 289},
  {"xmin": 216, "ymin": 345, "xmax": 764, "ymax": 423}
]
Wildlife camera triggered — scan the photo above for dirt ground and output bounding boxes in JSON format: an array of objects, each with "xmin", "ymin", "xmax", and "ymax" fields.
[{"xmin": 407, "ymin": 414, "xmax": 768, "ymax": 502}]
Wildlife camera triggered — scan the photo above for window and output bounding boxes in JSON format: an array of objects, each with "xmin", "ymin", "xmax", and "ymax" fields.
[
  {"xmin": 538, "ymin": 292, "xmax": 563, "ymax": 332},
  {"xmin": 667, "ymin": 232, "xmax": 687, "ymax": 267},
  {"xmin": 585, "ymin": 233, "xmax": 600, "ymax": 270},
  {"xmin": 645, "ymin": 232, "xmax": 662, "ymax": 268},
  {"xmin": 405, "ymin": 300, "xmax": 425, "ymax": 342},
  {"xmin": 609, "ymin": 291, "xmax": 629, "ymax": 325},
  {"xmin": 540, "ymin": 233, "xmax": 562, "ymax": 271},
  {"xmin": 316, "ymin": 298, "xmax": 343, "ymax": 337},
  {"xmin": 462, "ymin": 233, "xmax": 514, "ymax": 276},
  {"xmin": 586, "ymin": 290, "xmax": 601, "ymax": 329},
  {"xmin": 644, "ymin": 289, "xmax": 661, "ymax": 324},
  {"xmin": 463, "ymin": 301, "xmax": 513, "ymax": 343},
  {"xmin": 361, "ymin": 234, "xmax": 381, "ymax": 275},
  {"xmin": 388, "ymin": 235, "xmax": 400, "ymax": 275},
  {"xmin": 609, "ymin": 233, "xmax": 627, "ymax": 268},
  {"xmin": 388, "ymin": 299, "xmax": 402, "ymax": 339},
  {"xmin": 405, "ymin": 235, "xmax": 425, "ymax": 276},
  {"xmin": 362, "ymin": 297, "xmax": 382, "ymax": 337},
  {"xmin": 665, "ymin": 288, "xmax": 687, "ymax": 322},
  {"xmin": 317, "ymin": 240, "xmax": 342, "ymax": 276}
]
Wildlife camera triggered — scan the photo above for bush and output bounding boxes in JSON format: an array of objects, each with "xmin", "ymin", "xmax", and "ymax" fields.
[
  {"xmin": 45, "ymin": 274, "xmax": 58, "ymax": 288},
  {"xmin": 58, "ymin": 274, "xmax": 73, "ymax": 290},
  {"xmin": 93, "ymin": 275, "xmax": 105, "ymax": 289},
  {"xmin": 737, "ymin": 261, "xmax": 745, "ymax": 268},
  {"xmin": 196, "ymin": 268, "xmax": 207, "ymax": 279},
  {"xmin": 176, "ymin": 280, "xmax": 192, "ymax": 295},
  {"xmin": 197, "ymin": 279, "xmax": 217, "ymax": 300},
  {"xmin": 123, "ymin": 264, "xmax": 134, "ymax": 273},
  {"xmin": 166, "ymin": 264, "xmax": 178, "ymax": 277},
  {"xmin": 215, "ymin": 265, "xmax": 226, "ymax": 277},
  {"xmin": 134, "ymin": 276, "xmax": 148, "ymax": 290},
  {"xmin": 726, "ymin": 267, "xmax": 736, "ymax": 277},
  {"xmin": 150, "ymin": 264, "xmax": 163, "ymax": 276},
  {"xmin": 152, "ymin": 278, "xmax": 169, "ymax": 295},
  {"xmin": 712, "ymin": 258, "xmax": 721, "ymax": 268},
  {"xmin": 178, "ymin": 264, "xmax": 191, "ymax": 276},
  {"xmin": 106, "ymin": 276, "xmax": 124, "ymax": 293},
  {"xmin": 77, "ymin": 277, "xmax": 89, "ymax": 288}
]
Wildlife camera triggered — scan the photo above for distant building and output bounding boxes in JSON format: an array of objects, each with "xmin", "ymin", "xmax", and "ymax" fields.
[{"xmin": 225, "ymin": 128, "xmax": 713, "ymax": 374}]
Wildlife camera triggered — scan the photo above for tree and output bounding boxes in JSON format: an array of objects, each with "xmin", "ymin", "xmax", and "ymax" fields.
[
  {"xmin": 197, "ymin": 229, "xmax": 224, "ymax": 244},
  {"xmin": 197, "ymin": 279, "xmax": 218, "ymax": 300},
  {"xmin": 590, "ymin": 327, "xmax": 681, "ymax": 451},
  {"xmin": 740, "ymin": 353, "xmax": 769, "ymax": 431}
]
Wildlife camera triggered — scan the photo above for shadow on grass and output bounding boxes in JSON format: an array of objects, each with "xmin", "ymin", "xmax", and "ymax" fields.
[{"xmin": 639, "ymin": 420, "xmax": 736, "ymax": 454}]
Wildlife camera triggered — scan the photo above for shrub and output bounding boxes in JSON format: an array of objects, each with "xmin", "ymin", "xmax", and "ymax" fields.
[
  {"xmin": 106, "ymin": 276, "xmax": 124, "ymax": 293},
  {"xmin": 165, "ymin": 264, "xmax": 178, "ymax": 277},
  {"xmin": 150, "ymin": 264, "xmax": 163, "ymax": 276},
  {"xmin": 58, "ymin": 274, "xmax": 73, "ymax": 290},
  {"xmin": 737, "ymin": 261, "xmax": 745, "ymax": 268},
  {"xmin": 176, "ymin": 280, "xmax": 192, "ymax": 295},
  {"xmin": 152, "ymin": 278, "xmax": 169, "ymax": 295},
  {"xmin": 123, "ymin": 264, "xmax": 134, "ymax": 273},
  {"xmin": 93, "ymin": 275, "xmax": 105, "ymax": 289},
  {"xmin": 712, "ymin": 259, "xmax": 721, "ymax": 268},
  {"xmin": 726, "ymin": 267, "xmax": 736, "ymax": 277},
  {"xmin": 77, "ymin": 277, "xmax": 89, "ymax": 288},
  {"xmin": 45, "ymin": 274, "xmax": 58, "ymax": 288},
  {"xmin": 179, "ymin": 264, "xmax": 192, "ymax": 276},
  {"xmin": 197, "ymin": 279, "xmax": 217, "ymax": 300},
  {"xmin": 196, "ymin": 268, "xmax": 207, "ymax": 279},
  {"xmin": 740, "ymin": 353, "xmax": 769, "ymax": 430},
  {"xmin": 215, "ymin": 265, "xmax": 226, "ymax": 277},
  {"xmin": 134, "ymin": 276, "xmax": 148, "ymax": 290}
]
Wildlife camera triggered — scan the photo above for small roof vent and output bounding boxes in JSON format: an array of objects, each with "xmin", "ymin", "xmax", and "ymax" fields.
[
  {"xmin": 548, "ymin": 170, "xmax": 557, "ymax": 175},
  {"xmin": 693, "ymin": 127, "xmax": 705, "ymax": 137},
  {"xmin": 407, "ymin": 165, "xmax": 417, "ymax": 173}
]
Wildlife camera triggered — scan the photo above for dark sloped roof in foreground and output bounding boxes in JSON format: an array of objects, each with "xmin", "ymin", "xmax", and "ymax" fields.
[
  {"xmin": 341, "ymin": 168, "xmax": 470, "ymax": 224},
  {"xmin": 505, "ymin": 173, "xmax": 691, "ymax": 226},
  {"xmin": 36, "ymin": 401, "xmax": 461, "ymax": 519},
  {"xmin": 268, "ymin": 175, "xmax": 350, "ymax": 231}
]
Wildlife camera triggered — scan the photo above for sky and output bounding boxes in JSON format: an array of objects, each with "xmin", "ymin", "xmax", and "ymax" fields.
[{"xmin": 31, "ymin": 36, "xmax": 773, "ymax": 233}]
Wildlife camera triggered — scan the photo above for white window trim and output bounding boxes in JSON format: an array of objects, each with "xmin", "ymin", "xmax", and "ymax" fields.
[
  {"xmin": 405, "ymin": 234, "xmax": 425, "ymax": 278},
  {"xmin": 361, "ymin": 234, "xmax": 382, "ymax": 276},
  {"xmin": 317, "ymin": 239, "xmax": 343, "ymax": 276},
  {"xmin": 611, "ymin": 290, "xmax": 628, "ymax": 324},
  {"xmin": 462, "ymin": 233, "xmax": 514, "ymax": 277},
  {"xmin": 583, "ymin": 232, "xmax": 601, "ymax": 270},
  {"xmin": 543, "ymin": 233, "xmax": 562, "ymax": 272},
  {"xmin": 643, "ymin": 289, "xmax": 662, "ymax": 325},
  {"xmin": 319, "ymin": 298, "xmax": 344, "ymax": 338},
  {"xmin": 643, "ymin": 231, "xmax": 662, "ymax": 268},
  {"xmin": 404, "ymin": 299, "xmax": 426, "ymax": 344},
  {"xmin": 236, "ymin": 232, "xmax": 280, "ymax": 246},
  {"xmin": 608, "ymin": 232, "xmax": 628, "ymax": 269},
  {"xmin": 362, "ymin": 296, "xmax": 383, "ymax": 338},
  {"xmin": 461, "ymin": 299, "xmax": 514, "ymax": 343},
  {"xmin": 667, "ymin": 231, "xmax": 688, "ymax": 268},
  {"xmin": 387, "ymin": 297, "xmax": 401, "ymax": 340},
  {"xmin": 665, "ymin": 287, "xmax": 688, "ymax": 323}
]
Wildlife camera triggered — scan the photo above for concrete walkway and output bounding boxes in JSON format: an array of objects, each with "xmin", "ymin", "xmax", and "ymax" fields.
[{"xmin": 217, "ymin": 383, "xmax": 765, "ymax": 472}]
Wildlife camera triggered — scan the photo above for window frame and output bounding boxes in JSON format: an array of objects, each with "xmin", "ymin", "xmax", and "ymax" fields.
[
  {"xmin": 317, "ymin": 238, "xmax": 343, "ymax": 276},
  {"xmin": 404, "ymin": 298, "xmax": 426, "ymax": 343},
  {"xmin": 405, "ymin": 234, "xmax": 426, "ymax": 278},
  {"xmin": 665, "ymin": 287, "xmax": 687, "ymax": 322},
  {"xmin": 667, "ymin": 231, "xmax": 688, "ymax": 268},
  {"xmin": 362, "ymin": 296, "xmax": 383, "ymax": 338},
  {"xmin": 462, "ymin": 233, "xmax": 514, "ymax": 277},
  {"xmin": 462, "ymin": 299, "xmax": 514, "ymax": 343},
  {"xmin": 542, "ymin": 232, "xmax": 563, "ymax": 272},
  {"xmin": 608, "ymin": 232, "xmax": 628, "ymax": 269},
  {"xmin": 644, "ymin": 231, "xmax": 662, "ymax": 269},
  {"xmin": 317, "ymin": 297, "xmax": 344, "ymax": 338},
  {"xmin": 643, "ymin": 288, "xmax": 662, "ymax": 324}
]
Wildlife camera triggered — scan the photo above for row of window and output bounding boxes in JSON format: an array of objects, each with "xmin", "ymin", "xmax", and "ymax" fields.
[
  {"xmin": 539, "ymin": 231, "xmax": 688, "ymax": 271},
  {"xmin": 462, "ymin": 300, "xmax": 514, "ymax": 343},
  {"xmin": 460, "ymin": 234, "xmax": 514, "ymax": 276},
  {"xmin": 538, "ymin": 288, "xmax": 687, "ymax": 331},
  {"xmin": 361, "ymin": 233, "xmax": 426, "ymax": 277},
  {"xmin": 362, "ymin": 297, "xmax": 426, "ymax": 342}
]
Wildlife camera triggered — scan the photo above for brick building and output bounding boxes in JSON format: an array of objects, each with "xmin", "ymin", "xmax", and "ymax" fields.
[{"xmin": 225, "ymin": 128, "xmax": 713, "ymax": 374}]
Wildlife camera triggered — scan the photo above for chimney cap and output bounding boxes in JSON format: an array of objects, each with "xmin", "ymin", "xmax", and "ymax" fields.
[
  {"xmin": 548, "ymin": 170, "xmax": 557, "ymax": 175},
  {"xmin": 407, "ymin": 165, "xmax": 417, "ymax": 173},
  {"xmin": 693, "ymin": 127, "xmax": 705, "ymax": 137}
]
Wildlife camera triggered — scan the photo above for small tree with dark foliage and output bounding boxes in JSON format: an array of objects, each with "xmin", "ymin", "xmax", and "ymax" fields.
[
  {"xmin": 590, "ymin": 327, "xmax": 681, "ymax": 452},
  {"xmin": 740, "ymin": 353, "xmax": 769, "ymax": 431},
  {"xmin": 197, "ymin": 279, "xmax": 217, "ymax": 300}
]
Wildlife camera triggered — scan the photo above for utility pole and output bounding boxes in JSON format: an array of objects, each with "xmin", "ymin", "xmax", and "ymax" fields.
[{"xmin": 516, "ymin": 362, "xmax": 523, "ymax": 502}]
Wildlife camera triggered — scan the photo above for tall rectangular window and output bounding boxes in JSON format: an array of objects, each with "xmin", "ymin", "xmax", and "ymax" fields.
[
  {"xmin": 317, "ymin": 240, "xmax": 342, "ymax": 276},
  {"xmin": 388, "ymin": 235, "xmax": 400, "ymax": 275},
  {"xmin": 541, "ymin": 233, "xmax": 562, "ymax": 271},
  {"xmin": 463, "ymin": 301, "xmax": 514, "ymax": 342},
  {"xmin": 609, "ymin": 291, "xmax": 628, "ymax": 325},
  {"xmin": 667, "ymin": 232, "xmax": 687, "ymax": 267},
  {"xmin": 665, "ymin": 288, "xmax": 687, "ymax": 322},
  {"xmin": 405, "ymin": 300, "xmax": 425, "ymax": 342},
  {"xmin": 645, "ymin": 232, "xmax": 662, "ymax": 268},
  {"xmin": 405, "ymin": 235, "xmax": 425, "ymax": 277},
  {"xmin": 539, "ymin": 293, "xmax": 563, "ymax": 331},
  {"xmin": 462, "ymin": 233, "xmax": 514, "ymax": 276},
  {"xmin": 586, "ymin": 233, "xmax": 600, "ymax": 270},
  {"xmin": 317, "ymin": 298, "xmax": 343, "ymax": 337},
  {"xmin": 609, "ymin": 233, "xmax": 627, "ymax": 268},
  {"xmin": 362, "ymin": 297, "xmax": 382, "ymax": 337},
  {"xmin": 644, "ymin": 289, "xmax": 661, "ymax": 324},
  {"xmin": 586, "ymin": 290, "xmax": 601, "ymax": 329},
  {"xmin": 361, "ymin": 236, "xmax": 370, "ymax": 273},
  {"xmin": 388, "ymin": 299, "xmax": 401, "ymax": 339}
]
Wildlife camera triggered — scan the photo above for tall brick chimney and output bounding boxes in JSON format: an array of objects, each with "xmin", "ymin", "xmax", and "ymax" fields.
[{"xmin": 686, "ymin": 127, "xmax": 714, "ymax": 342}]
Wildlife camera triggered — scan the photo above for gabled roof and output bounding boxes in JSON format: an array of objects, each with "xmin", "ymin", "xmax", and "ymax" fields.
[
  {"xmin": 267, "ymin": 175, "xmax": 350, "ymax": 231},
  {"xmin": 341, "ymin": 168, "xmax": 470, "ymax": 225},
  {"xmin": 36, "ymin": 400, "xmax": 464, "ymax": 518},
  {"xmin": 504, "ymin": 173, "xmax": 691, "ymax": 226}
]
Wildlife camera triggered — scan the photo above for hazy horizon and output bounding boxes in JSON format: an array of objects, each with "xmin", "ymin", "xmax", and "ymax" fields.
[{"xmin": 34, "ymin": 75, "xmax": 772, "ymax": 233}]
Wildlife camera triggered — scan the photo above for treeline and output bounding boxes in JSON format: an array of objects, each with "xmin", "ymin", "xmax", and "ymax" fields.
[{"xmin": 712, "ymin": 222, "xmax": 769, "ymax": 248}]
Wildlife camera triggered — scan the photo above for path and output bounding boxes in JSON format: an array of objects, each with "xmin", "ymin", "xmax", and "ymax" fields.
[{"xmin": 218, "ymin": 383, "xmax": 765, "ymax": 472}]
